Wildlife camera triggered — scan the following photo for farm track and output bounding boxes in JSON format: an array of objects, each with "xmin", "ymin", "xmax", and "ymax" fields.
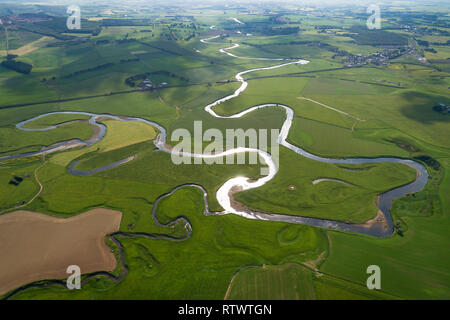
[
  {"xmin": 0, "ymin": 160, "xmax": 47, "ymax": 215},
  {"xmin": 297, "ymin": 97, "xmax": 364, "ymax": 121}
]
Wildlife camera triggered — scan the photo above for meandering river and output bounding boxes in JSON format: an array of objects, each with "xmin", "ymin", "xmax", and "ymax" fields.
[{"xmin": 0, "ymin": 37, "xmax": 428, "ymax": 237}]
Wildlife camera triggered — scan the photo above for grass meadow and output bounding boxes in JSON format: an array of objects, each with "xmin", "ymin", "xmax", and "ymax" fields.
[{"xmin": 0, "ymin": 16, "xmax": 448, "ymax": 300}]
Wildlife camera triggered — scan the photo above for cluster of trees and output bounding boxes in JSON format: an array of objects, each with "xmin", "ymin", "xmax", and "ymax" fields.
[
  {"xmin": 138, "ymin": 40, "xmax": 182, "ymax": 56},
  {"xmin": 125, "ymin": 73, "xmax": 150, "ymax": 87},
  {"xmin": 417, "ymin": 39, "xmax": 430, "ymax": 47},
  {"xmin": 68, "ymin": 27, "xmax": 101, "ymax": 36},
  {"xmin": 1, "ymin": 59, "xmax": 32, "ymax": 74},
  {"xmin": 8, "ymin": 176, "xmax": 23, "ymax": 186},
  {"xmin": 96, "ymin": 39, "xmax": 142, "ymax": 46},
  {"xmin": 96, "ymin": 39, "xmax": 111, "ymax": 45},
  {"xmin": 6, "ymin": 54, "xmax": 18, "ymax": 60},
  {"xmin": 62, "ymin": 57, "xmax": 140, "ymax": 79},
  {"xmin": 414, "ymin": 155, "xmax": 441, "ymax": 171},
  {"xmin": 418, "ymin": 39, "xmax": 450, "ymax": 47},
  {"xmin": 62, "ymin": 62, "xmax": 114, "ymax": 79},
  {"xmin": 125, "ymin": 70, "xmax": 189, "ymax": 88},
  {"xmin": 120, "ymin": 58, "xmax": 139, "ymax": 63},
  {"xmin": 394, "ymin": 222, "xmax": 404, "ymax": 237},
  {"xmin": 432, "ymin": 104, "xmax": 449, "ymax": 117},
  {"xmin": 424, "ymin": 27, "xmax": 450, "ymax": 36}
]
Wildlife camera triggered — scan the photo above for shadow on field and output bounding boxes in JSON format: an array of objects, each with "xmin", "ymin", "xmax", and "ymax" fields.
[{"xmin": 399, "ymin": 91, "xmax": 450, "ymax": 124}]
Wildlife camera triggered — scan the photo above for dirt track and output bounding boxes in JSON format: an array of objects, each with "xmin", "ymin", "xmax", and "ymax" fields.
[{"xmin": 0, "ymin": 208, "xmax": 122, "ymax": 296}]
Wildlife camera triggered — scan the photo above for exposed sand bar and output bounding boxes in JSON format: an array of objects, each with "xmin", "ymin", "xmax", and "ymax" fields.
[{"xmin": 0, "ymin": 208, "xmax": 122, "ymax": 296}]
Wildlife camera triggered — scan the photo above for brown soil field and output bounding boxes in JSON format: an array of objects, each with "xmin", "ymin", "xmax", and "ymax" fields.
[{"xmin": 0, "ymin": 208, "xmax": 122, "ymax": 296}]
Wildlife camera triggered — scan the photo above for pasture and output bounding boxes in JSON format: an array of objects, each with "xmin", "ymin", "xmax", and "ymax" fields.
[{"xmin": 0, "ymin": 7, "xmax": 448, "ymax": 301}]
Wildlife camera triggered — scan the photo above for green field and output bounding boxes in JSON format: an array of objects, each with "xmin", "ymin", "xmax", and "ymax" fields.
[
  {"xmin": 226, "ymin": 263, "xmax": 398, "ymax": 300},
  {"xmin": 8, "ymin": 187, "xmax": 327, "ymax": 299},
  {"xmin": 234, "ymin": 148, "xmax": 416, "ymax": 223},
  {"xmin": 21, "ymin": 113, "xmax": 92, "ymax": 129},
  {"xmin": 0, "ymin": 121, "xmax": 94, "ymax": 157},
  {"xmin": 0, "ymin": 3, "xmax": 449, "ymax": 301}
]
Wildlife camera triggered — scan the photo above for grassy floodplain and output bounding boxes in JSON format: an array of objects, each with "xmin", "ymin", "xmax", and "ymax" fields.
[
  {"xmin": 0, "ymin": 121, "xmax": 94, "ymax": 157},
  {"xmin": 8, "ymin": 187, "xmax": 328, "ymax": 299},
  {"xmin": 0, "ymin": 2, "xmax": 449, "ymax": 301}
]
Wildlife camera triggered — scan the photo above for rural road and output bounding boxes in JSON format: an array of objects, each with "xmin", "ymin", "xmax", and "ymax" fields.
[{"xmin": 0, "ymin": 160, "xmax": 47, "ymax": 215}]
